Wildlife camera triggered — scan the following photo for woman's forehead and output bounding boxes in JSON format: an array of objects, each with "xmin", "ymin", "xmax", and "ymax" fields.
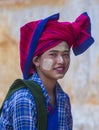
[{"xmin": 48, "ymin": 41, "xmax": 69, "ymax": 52}]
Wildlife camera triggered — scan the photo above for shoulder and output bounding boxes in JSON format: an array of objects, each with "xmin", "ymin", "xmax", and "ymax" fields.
[
  {"xmin": 1, "ymin": 88, "xmax": 37, "ymax": 129},
  {"xmin": 3, "ymin": 88, "xmax": 36, "ymax": 114},
  {"xmin": 10, "ymin": 88, "xmax": 36, "ymax": 105},
  {"xmin": 56, "ymin": 83, "xmax": 71, "ymax": 103},
  {"xmin": 5, "ymin": 78, "xmax": 37, "ymax": 107},
  {"xmin": 12, "ymin": 88, "xmax": 35, "ymax": 99}
]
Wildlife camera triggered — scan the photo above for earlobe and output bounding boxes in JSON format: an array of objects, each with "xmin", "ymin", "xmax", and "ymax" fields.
[{"xmin": 32, "ymin": 56, "xmax": 40, "ymax": 67}]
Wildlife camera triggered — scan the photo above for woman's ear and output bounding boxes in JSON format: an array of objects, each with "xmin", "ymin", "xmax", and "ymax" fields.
[{"xmin": 32, "ymin": 56, "xmax": 40, "ymax": 67}]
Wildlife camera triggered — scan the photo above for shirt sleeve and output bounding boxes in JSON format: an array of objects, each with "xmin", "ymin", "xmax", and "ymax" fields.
[
  {"xmin": 66, "ymin": 95, "xmax": 73, "ymax": 130},
  {"xmin": 10, "ymin": 88, "xmax": 37, "ymax": 130}
]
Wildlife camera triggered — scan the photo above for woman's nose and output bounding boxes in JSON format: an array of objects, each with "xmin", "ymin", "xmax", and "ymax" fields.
[{"xmin": 57, "ymin": 56, "xmax": 64, "ymax": 63}]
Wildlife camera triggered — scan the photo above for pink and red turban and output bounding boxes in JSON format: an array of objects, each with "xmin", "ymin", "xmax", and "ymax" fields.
[{"xmin": 20, "ymin": 12, "xmax": 94, "ymax": 79}]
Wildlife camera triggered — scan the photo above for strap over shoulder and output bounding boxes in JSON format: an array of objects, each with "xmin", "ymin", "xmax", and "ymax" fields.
[{"xmin": 0, "ymin": 79, "xmax": 47, "ymax": 130}]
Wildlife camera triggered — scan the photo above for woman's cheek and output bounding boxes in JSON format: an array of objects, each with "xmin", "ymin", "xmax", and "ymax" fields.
[{"xmin": 42, "ymin": 58, "xmax": 54, "ymax": 70}]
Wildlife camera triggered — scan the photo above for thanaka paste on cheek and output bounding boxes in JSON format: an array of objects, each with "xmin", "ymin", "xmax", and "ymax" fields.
[{"xmin": 42, "ymin": 59, "xmax": 53, "ymax": 70}]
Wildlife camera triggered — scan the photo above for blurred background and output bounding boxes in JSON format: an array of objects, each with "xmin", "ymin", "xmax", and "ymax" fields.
[{"xmin": 0, "ymin": 0, "xmax": 99, "ymax": 129}]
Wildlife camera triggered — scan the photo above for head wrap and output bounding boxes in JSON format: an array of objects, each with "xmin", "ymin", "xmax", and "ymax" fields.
[{"xmin": 20, "ymin": 12, "xmax": 94, "ymax": 79}]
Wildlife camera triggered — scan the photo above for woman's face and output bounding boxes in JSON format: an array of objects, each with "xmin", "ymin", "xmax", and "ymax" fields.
[{"xmin": 33, "ymin": 41, "xmax": 70, "ymax": 81}]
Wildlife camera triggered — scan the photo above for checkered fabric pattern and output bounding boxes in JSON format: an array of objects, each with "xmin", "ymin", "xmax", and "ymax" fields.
[{"xmin": 0, "ymin": 72, "xmax": 72, "ymax": 130}]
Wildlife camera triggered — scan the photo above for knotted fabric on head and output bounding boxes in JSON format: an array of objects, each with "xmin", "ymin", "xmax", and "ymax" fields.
[{"xmin": 20, "ymin": 12, "xmax": 94, "ymax": 79}]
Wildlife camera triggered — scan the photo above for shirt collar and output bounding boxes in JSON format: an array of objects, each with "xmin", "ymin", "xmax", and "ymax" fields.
[
  {"xmin": 29, "ymin": 71, "xmax": 50, "ymax": 104},
  {"xmin": 29, "ymin": 71, "xmax": 65, "ymax": 105}
]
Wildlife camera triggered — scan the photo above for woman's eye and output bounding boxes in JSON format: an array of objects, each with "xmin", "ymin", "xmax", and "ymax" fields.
[
  {"xmin": 63, "ymin": 53, "xmax": 70, "ymax": 57},
  {"xmin": 49, "ymin": 53, "xmax": 57, "ymax": 57}
]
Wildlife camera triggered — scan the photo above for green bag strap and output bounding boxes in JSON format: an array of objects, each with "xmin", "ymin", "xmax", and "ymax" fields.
[{"xmin": 0, "ymin": 79, "xmax": 47, "ymax": 130}]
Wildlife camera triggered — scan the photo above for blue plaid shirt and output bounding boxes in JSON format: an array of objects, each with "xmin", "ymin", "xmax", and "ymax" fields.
[{"xmin": 0, "ymin": 72, "xmax": 72, "ymax": 130}]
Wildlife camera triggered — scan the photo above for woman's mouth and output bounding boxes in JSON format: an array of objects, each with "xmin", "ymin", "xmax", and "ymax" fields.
[{"xmin": 54, "ymin": 66, "xmax": 65, "ymax": 73}]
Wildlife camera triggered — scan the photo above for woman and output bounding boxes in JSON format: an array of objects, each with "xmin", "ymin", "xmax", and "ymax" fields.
[{"xmin": 0, "ymin": 12, "xmax": 94, "ymax": 130}]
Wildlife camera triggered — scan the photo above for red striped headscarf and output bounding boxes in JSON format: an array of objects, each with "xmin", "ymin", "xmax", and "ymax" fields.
[{"xmin": 20, "ymin": 12, "xmax": 94, "ymax": 79}]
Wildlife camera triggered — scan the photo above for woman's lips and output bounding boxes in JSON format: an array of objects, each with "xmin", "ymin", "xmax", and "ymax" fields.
[{"xmin": 54, "ymin": 66, "xmax": 65, "ymax": 73}]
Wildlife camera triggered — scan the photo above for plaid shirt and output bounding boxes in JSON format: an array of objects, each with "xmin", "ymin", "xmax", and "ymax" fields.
[{"xmin": 0, "ymin": 72, "xmax": 72, "ymax": 130}]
